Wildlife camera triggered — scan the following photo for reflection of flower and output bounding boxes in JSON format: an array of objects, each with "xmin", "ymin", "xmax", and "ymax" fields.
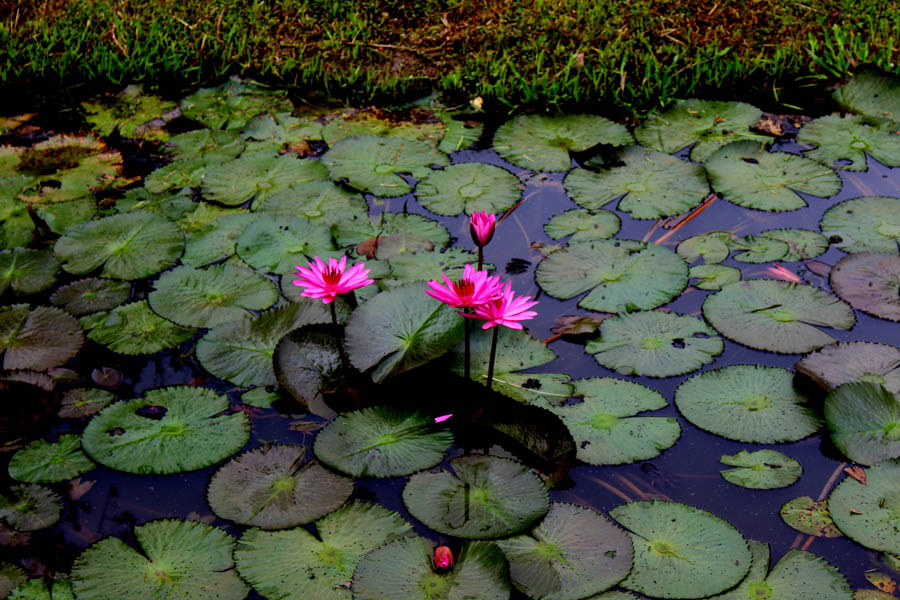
[
  {"xmin": 469, "ymin": 211, "xmax": 496, "ymax": 247},
  {"xmin": 426, "ymin": 264, "xmax": 501, "ymax": 308},
  {"xmin": 292, "ymin": 256, "xmax": 373, "ymax": 304},
  {"xmin": 464, "ymin": 282, "xmax": 538, "ymax": 330},
  {"xmin": 433, "ymin": 545, "xmax": 454, "ymax": 570}
]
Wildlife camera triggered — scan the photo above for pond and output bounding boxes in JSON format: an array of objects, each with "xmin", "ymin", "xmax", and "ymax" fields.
[{"xmin": 1, "ymin": 74, "xmax": 899, "ymax": 599}]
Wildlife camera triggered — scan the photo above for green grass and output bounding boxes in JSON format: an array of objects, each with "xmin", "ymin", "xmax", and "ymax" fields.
[{"xmin": 2, "ymin": 0, "xmax": 899, "ymax": 115}]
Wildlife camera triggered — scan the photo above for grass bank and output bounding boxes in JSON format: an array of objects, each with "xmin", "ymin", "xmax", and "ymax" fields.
[{"xmin": 2, "ymin": 0, "xmax": 899, "ymax": 115}]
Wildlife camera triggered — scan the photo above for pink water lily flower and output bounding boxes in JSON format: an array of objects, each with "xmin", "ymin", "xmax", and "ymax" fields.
[
  {"xmin": 292, "ymin": 256, "xmax": 373, "ymax": 304},
  {"xmin": 426, "ymin": 264, "xmax": 501, "ymax": 308},
  {"xmin": 470, "ymin": 211, "xmax": 496, "ymax": 247},
  {"xmin": 463, "ymin": 281, "xmax": 538, "ymax": 330}
]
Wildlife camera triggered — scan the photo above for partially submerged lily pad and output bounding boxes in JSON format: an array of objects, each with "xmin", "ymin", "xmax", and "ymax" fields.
[
  {"xmin": 0, "ymin": 484, "xmax": 63, "ymax": 531},
  {"xmin": 0, "ymin": 304, "xmax": 83, "ymax": 371},
  {"xmin": 49, "ymin": 278, "xmax": 130, "ymax": 316},
  {"xmin": 8, "ymin": 434, "xmax": 94, "ymax": 483},
  {"xmin": 544, "ymin": 209, "xmax": 620, "ymax": 242},
  {"xmin": 780, "ymin": 497, "xmax": 842, "ymax": 538},
  {"xmin": 58, "ymin": 388, "xmax": 114, "ymax": 419},
  {"xmin": 796, "ymin": 342, "xmax": 900, "ymax": 395},
  {"xmin": 798, "ymin": 114, "xmax": 900, "ymax": 171},
  {"xmin": 416, "ymin": 162, "xmax": 521, "ymax": 216},
  {"xmin": 439, "ymin": 112, "xmax": 484, "ymax": 153},
  {"xmin": 825, "ymin": 382, "xmax": 900, "ymax": 465},
  {"xmin": 830, "ymin": 253, "xmax": 900, "ymax": 322},
  {"xmin": 689, "ymin": 264, "xmax": 741, "ymax": 290},
  {"xmin": 322, "ymin": 108, "xmax": 444, "ymax": 146},
  {"xmin": 829, "ymin": 460, "xmax": 900, "ymax": 554},
  {"xmin": 719, "ymin": 449, "xmax": 802, "ymax": 489},
  {"xmin": 820, "ymin": 196, "xmax": 900, "ymax": 254},
  {"xmin": 0, "ymin": 249, "xmax": 58, "ymax": 296},
  {"xmin": 81, "ymin": 300, "xmax": 195, "ymax": 355}
]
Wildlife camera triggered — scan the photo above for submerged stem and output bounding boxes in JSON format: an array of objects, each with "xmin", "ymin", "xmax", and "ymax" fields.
[
  {"xmin": 331, "ymin": 302, "xmax": 350, "ymax": 371},
  {"xmin": 486, "ymin": 326, "xmax": 499, "ymax": 389}
]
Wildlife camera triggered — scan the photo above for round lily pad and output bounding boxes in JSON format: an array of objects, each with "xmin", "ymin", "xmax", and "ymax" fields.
[
  {"xmin": 335, "ymin": 211, "xmax": 449, "ymax": 250},
  {"xmin": 166, "ymin": 129, "xmax": 246, "ymax": 163},
  {"xmin": 81, "ymin": 300, "xmax": 195, "ymax": 355},
  {"xmin": 416, "ymin": 162, "xmax": 521, "ymax": 216},
  {"xmin": 820, "ymin": 196, "xmax": 900, "ymax": 254},
  {"xmin": 831, "ymin": 253, "xmax": 900, "ymax": 322},
  {"xmin": 760, "ymin": 228, "xmax": 829, "ymax": 261},
  {"xmin": 71, "ymin": 518, "xmax": 249, "ymax": 600},
  {"xmin": 833, "ymin": 70, "xmax": 900, "ymax": 129},
  {"xmin": 536, "ymin": 239, "xmax": 688, "ymax": 313},
  {"xmin": 403, "ymin": 454, "xmax": 549, "ymax": 539},
  {"xmin": 689, "ymin": 264, "xmax": 741, "ymax": 290},
  {"xmin": 54, "ymin": 212, "xmax": 184, "ymax": 280},
  {"xmin": 829, "ymin": 460, "xmax": 900, "ymax": 554},
  {"xmin": 179, "ymin": 78, "xmax": 292, "ymax": 130},
  {"xmin": 353, "ymin": 538, "xmax": 510, "ymax": 600},
  {"xmin": 58, "ymin": 388, "xmax": 114, "ymax": 419},
  {"xmin": 585, "ymin": 311, "xmax": 724, "ymax": 378},
  {"xmin": 609, "ymin": 500, "xmax": 752, "ymax": 599},
  {"xmin": 0, "ymin": 484, "xmax": 62, "ymax": 531},
  {"xmin": 322, "ymin": 135, "xmax": 449, "ymax": 197},
  {"xmin": 496, "ymin": 502, "xmax": 633, "ymax": 600},
  {"xmin": 0, "ymin": 563, "xmax": 26, "ymax": 598},
  {"xmin": 208, "ymin": 444, "xmax": 353, "ymax": 529},
  {"xmin": 8, "ymin": 434, "xmax": 94, "ymax": 483},
  {"xmin": 706, "ymin": 141, "xmax": 841, "ymax": 212},
  {"xmin": 274, "ymin": 325, "xmax": 344, "ymax": 412},
  {"xmin": 234, "ymin": 501, "xmax": 414, "ymax": 600},
  {"xmin": 0, "ymin": 249, "xmax": 58, "ymax": 296},
  {"xmin": 729, "ymin": 235, "xmax": 790, "ymax": 263},
  {"xmin": 0, "ymin": 304, "xmax": 83, "ymax": 371},
  {"xmin": 182, "ymin": 213, "xmax": 258, "ymax": 267},
  {"xmin": 148, "ymin": 264, "xmax": 278, "ymax": 328},
  {"xmin": 634, "ymin": 99, "xmax": 766, "ymax": 162},
  {"xmin": 314, "ymin": 406, "xmax": 453, "ymax": 477},
  {"xmin": 798, "ymin": 113, "xmax": 900, "ymax": 171},
  {"xmin": 702, "ymin": 280, "xmax": 855, "ymax": 353},
  {"xmin": 796, "ymin": 342, "xmax": 900, "ymax": 395},
  {"xmin": 50, "ymin": 278, "xmax": 130, "ymax": 315},
  {"xmin": 203, "ymin": 153, "xmax": 330, "ymax": 207},
  {"xmin": 548, "ymin": 378, "xmax": 680, "ymax": 465},
  {"xmin": 825, "ymin": 382, "xmax": 900, "ymax": 465},
  {"xmin": 236, "ymin": 214, "xmax": 336, "ymax": 274},
  {"xmin": 675, "ymin": 365, "xmax": 823, "ymax": 443},
  {"xmin": 565, "ymin": 147, "xmax": 708, "ymax": 219},
  {"xmin": 719, "ymin": 449, "xmax": 802, "ymax": 489},
  {"xmin": 493, "ymin": 114, "xmax": 633, "ymax": 171},
  {"xmin": 544, "ymin": 209, "xmax": 620, "ymax": 242},
  {"xmin": 677, "ymin": 231, "xmax": 733, "ymax": 264},
  {"xmin": 82, "ymin": 386, "xmax": 250, "ymax": 474},
  {"xmin": 242, "ymin": 112, "xmax": 324, "ymax": 148},
  {"xmin": 253, "ymin": 181, "xmax": 367, "ymax": 226},
  {"xmin": 780, "ymin": 497, "xmax": 843, "ymax": 538}
]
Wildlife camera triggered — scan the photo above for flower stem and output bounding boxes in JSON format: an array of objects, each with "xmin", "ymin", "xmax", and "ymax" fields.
[
  {"xmin": 486, "ymin": 326, "xmax": 499, "ymax": 389},
  {"xmin": 477, "ymin": 247, "xmax": 484, "ymax": 271},
  {"xmin": 330, "ymin": 302, "xmax": 350, "ymax": 371},
  {"xmin": 464, "ymin": 314, "xmax": 471, "ymax": 380}
]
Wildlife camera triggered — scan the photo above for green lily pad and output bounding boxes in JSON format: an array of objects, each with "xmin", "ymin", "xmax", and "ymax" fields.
[
  {"xmin": 829, "ymin": 460, "xmax": 900, "ymax": 554},
  {"xmin": 0, "ymin": 563, "xmax": 26, "ymax": 598},
  {"xmin": 240, "ymin": 387, "xmax": 280, "ymax": 408},
  {"xmin": 706, "ymin": 141, "xmax": 841, "ymax": 211},
  {"xmin": 544, "ymin": 209, "xmax": 620, "ymax": 242},
  {"xmin": 8, "ymin": 434, "xmax": 94, "ymax": 483},
  {"xmin": 148, "ymin": 264, "xmax": 278, "ymax": 328},
  {"xmin": 487, "ymin": 372, "xmax": 574, "ymax": 407},
  {"xmin": 536, "ymin": 239, "xmax": 688, "ymax": 313},
  {"xmin": 831, "ymin": 253, "xmax": 900, "ymax": 322},
  {"xmin": 719, "ymin": 449, "xmax": 803, "ymax": 489},
  {"xmin": 180, "ymin": 77, "xmax": 292, "ymax": 130},
  {"xmin": 438, "ymin": 112, "xmax": 484, "ymax": 153},
  {"xmin": 676, "ymin": 231, "xmax": 733, "ymax": 264},
  {"xmin": 796, "ymin": 342, "xmax": 900, "ymax": 395},
  {"xmin": 0, "ymin": 304, "xmax": 83, "ymax": 371},
  {"xmin": 203, "ymin": 153, "xmax": 330, "ymax": 207},
  {"xmin": 71, "ymin": 518, "xmax": 249, "ymax": 600},
  {"xmin": 855, "ymin": 591, "xmax": 897, "ymax": 600},
  {"xmin": 0, "ymin": 249, "xmax": 58, "ymax": 296},
  {"xmin": 322, "ymin": 135, "xmax": 449, "ymax": 197},
  {"xmin": 0, "ymin": 193, "xmax": 34, "ymax": 249},
  {"xmin": 565, "ymin": 147, "xmax": 708, "ymax": 219},
  {"xmin": 353, "ymin": 538, "xmax": 509, "ymax": 600},
  {"xmin": 82, "ymin": 84, "xmax": 177, "ymax": 139},
  {"xmin": 114, "ymin": 187, "xmax": 194, "ymax": 220},
  {"xmin": 382, "ymin": 247, "xmax": 479, "ymax": 288},
  {"xmin": 241, "ymin": 112, "xmax": 324, "ymax": 147},
  {"xmin": 634, "ymin": 99, "xmax": 767, "ymax": 162},
  {"xmin": 449, "ymin": 322, "xmax": 555, "ymax": 380},
  {"xmin": 34, "ymin": 197, "xmax": 97, "ymax": 235},
  {"xmin": 675, "ymin": 365, "xmax": 823, "ymax": 443},
  {"xmin": 689, "ymin": 264, "xmax": 741, "ymax": 290},
  {"xmin": 760, "ymin": 228, "xmax": 829, "ymax": 261},
  {"xmin": 702, "ymin": 280, "xmax": 855, "ymax": 353},
  {"xmin": 208, "ymin": 444, "xmax": 353, "ymax": 529},
  {"xmin": 235, "ymin": 214, "xmax": 336, "ymax": 274},
  {"xmin": 780, "ymin": 497, "xmax": 842, "ymax": 538},
  {"xmin": 253, "ymin": 181, "xmax": 367, "ymax": 226},
  {"xmin": 586, "ymin": 311, "xmax": 724, "ymax": 378},
  {"xmin": 548, "ymin": 378, "xmax": 680, "ymax": 465},
  {"xmin": 144, "ymin": 160, "xmax": 209, "ymax": 193},
  {"xmin": 274, "ymin": 325, "xmax": 343, "ymax": 414},
  {"xmin": 81, "ymin": 300, "xmax": 195, "ymax": 355},
  {"xmin": 798, "ymin": 114, "xmax": 900, "ymax": 171},
  {"xmin": 821, "ymin": 196, "xmax": 900, "ymax": 254},
  {"xmin": 314, "ymin": 407, "xmax": 452, "ymax": 478},
  {"xmin": 729, "ymin": 235, "xmax": 790, "ymax": 263},
  {"xmin": 345, "ymin": 283, "xmax": 463, "ymax": 382},
  {"xmin": 609, "ymin": 500, "xmax": 752, "ymax": 599},
  {"xmin": 234, "ymin": 501, "xmax": 414, "ymax": 600},
  {"xmin": 54, "ymin": 212, "xmax": 184, "ymax": 280},
  {"xmin": 82, "ymin": 386, "xmax": 249, "ymax": 474},
  {"xmin": 0, "ymin": 484, "xmax": 62, "ymax": 531},
  {"xmin": 49, "ymin": 278, "xmax": 130, "ymax": 316},
  {"xmin": 495, "ymin": 502, "xmax": 632, "ymax": 600},
  {"xmin": 493, "ymin": 114, "xmax": 633, "ymax": 172},
  {"xmin": 322, "ymin": 109, "xmax": 444, "ymax": 146},
  {"xmin": 182, "ymin": 213, "xmax": 258, "ymax": 267},
  {"xmin": 416, "ymin": 162, "xmax": 521, "ymax": 216},
  {"xmin": 166, "ymin": 129, "xmax": 246, "ymax": 163},
  {"xmin": 335, "ymin": 211, "xmax": 449, "ymax": 249},
  {"xmin": 403, "ymin": 454, "xmax": 549, "ymax": 539},
  {"xmin": 825, "ymin": 382, "xmax": 900, "ymax": 465},
  {"xmin": 833, "ymin": 70, "xmax": 900, "ymax": 129},
  {"xmin": 8, "ymin": 578, "xmax": 74, "ymax": 600},
  {"xmin": 58, "ymin": 388, "xmax": 114, "ymax": 419}
]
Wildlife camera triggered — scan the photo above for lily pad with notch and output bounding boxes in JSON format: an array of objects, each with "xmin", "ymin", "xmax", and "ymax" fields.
[
  {"xmin": 82, "ymin": 84, "xmax": 177, "ymax": 140},
  {"xmin": 729, "ymin": 235, "xmax": 790, "ymax": 263},
  {"xmin": 8, "ymin": 434, "xmax": 94, "ymax": 483},
  {"xmin": 798, "ymin": 114, "xmax": 900, "ymax": 171},
  {"xmin": 235, "ymin": 214, "xmax": 336, "ymax": 274},
  {"xmin": 759, "ymin": 228, "xmax": 829, "ymax": 261},
  {"xmin": 689, "ymin": 264, "xmax": 741, "ymax": 290},
  {"xmin": 58, "ymin": 388, "xmax": 114, "ymax": 419},
  {"xmin": 676, "ymin": 231, "xmax": 733, "ymax": 265},
  {"xmin": 450, "ymin": 325, "xmax": 556, "ymax": 383},
  {"xmin": 796, "ymin": 341, "xmax": 900, "ymax": 395},
  {"xmin": 830, "ymin": 253, "xmax": 900, "ymax": 322},
  {"xmin": 780, "ymin": 496, "xmax": 842, "ymax": 538},
  {"xmin": 335, "ymin": 211, "xmax": 449, "ymax": 250},
  {"xmin": 114, "ymin": 187, "xmax": 194, "ymax": 221},
  {"xmin": 241, "ymin": 112, "xmax": 324, "ymax": 147},
  {"xmin": 383, "ymin": 247, "xmax": 481, "ymax": 288},
  {"xmin": 202, "ymin": 153, "xmax": 330, "ymax": 207},
  {"xmin": 820, "ymin": 196, "xmax": 900, "ymax": 254},
  {"xmin": 439, "ymin": 111, "xmax": 484, "ymax": 153},
  {"xmin": 719, "ymin": 449, "xmax": 802, "ymax": 489},
  {"xmin": 81, "ymin": 300, "xmax": 195, "ymax": 355},
  {"xmin": 253, "ymin": 181, "xmax": 368, "ymax": 226},
  {"xmin": 0, "ymin": 249, "xmax": 58, "ymax": 296},
  {"xmin": 165, "ymin": 129, "xmax": 246, "ymax": 163},
  {"xmin": 832, "ymin": 69, "xmax": 900, "ymax": 129},
  {"xmin": 416, "ymin": 162, "xmax": 521, "ymax": 216},
  {"xmin": 828, "ymin": 460, "xmax": 900, "ymax": 554},
  {"xmin": 34, "ymin": 197, "xmax": 98, "ymax": 236},
  {"xmin": 182, "ymin": 213, "xmax": 259, "ymax": 267},
  {"xmin": 0, "ymin": 304, "xmax": 83, "ymax": 371},
  {"xmin": 825, "ymin": 382, "xmax": 900, "ymax": 465},
  {"xmin": 0, "ymin": 484, "xmax": 62, "ymax": 531},
  {"xmin": 274, "ymin": 324, "xmax": 344, "ymax": 414},
  {"xmin": 180, "ymin": 77, "xmax": 292, "ymax": 130},
  {"xmin": 544, "ymin": 209, "xmax": 620, "ymax": 243}
]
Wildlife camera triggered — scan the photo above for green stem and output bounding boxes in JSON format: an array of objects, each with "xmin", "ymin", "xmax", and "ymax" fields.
[
  {"xmin": 331, "ymin": 301, "xmax": 350, "ymax": 371},
  {"xmin": 486, "ymin": 326, "xmax": 499, "ymax": 389}
]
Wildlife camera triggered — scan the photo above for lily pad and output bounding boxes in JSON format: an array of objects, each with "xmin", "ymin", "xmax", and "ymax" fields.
[
  {"xmin": 760, "ymin": 228, "xmax": 829, "ymax": 261},
  {"xmin": 535, "ymin": 239, "xmax": 688, "ymax": 313},
  {"xmin": 236, "ymin": 214, "xmax": 336, "ymax": 274},
  {"xmin": 335, "ymin": 211, "xmax": 449, "ymax": 249},
  {"xmin": 314, "ymin": 406, "xmax": 453, "ymax": 477},
  {"xmin": 274, "ymin": 325, "xmax": 344, "ymax": 412},
  {"xmin": 208, "ymin": 444, "xmax": 353, "ymax": 529},
  {"xmin": 0, "ymin": 249, "xmax": 58, "ymax": 296},
  {"xmin": 586, "ymin": 311, "xmax": 724, "ymax": 378},
  {"xmin": 0, "ymin": 484, "xmax": 62, "ymax": 531},
  {"xmin": 495, "ymin": 502, "xmax": 633, "ymax": 600},
  {"xmin": 831, "ymin": 253, "xmax": 900, "ymax": 321},
  {"xmin": 403, "ymin": 454, "xmax": 549, "ymax": 539},
  {"xmin": 322, "ymin": 109, "xmax": 444, "ymax": 146},
  {"xmin": 487, "ymin": 372, "xmax": 574, "ymax": 407},
  {"xmin": 0, "ymin": 194, "xmax": 34, "ymax": 249},
  {"xmin": 382, "ymin": 248, "xmax": 479, "ymax": 287},
  {"xmin": 493, "ymin": 114, "xmax": 633, "ymax": 172},
  {"xmin": 253, "ymin": 181, "xmax": 367, "ymax": 226},
  {"xmin": 322, "ymin": 135, "xmax": 449, "ymax": 197},
  {"xmin": 702, "ymin": 280, "xmax": 855, "ymax": 353},
  {"xmin": 0, "ymin": 304, "xmax": 83, "ymax": 371},
  {"xmin": 0, "ymin": 563, "xmax": 26, "ymax": 598},
  {"xmin": 719, "ymin": 449, "xmax": 803, "ymax": 489},
  {"xmin": 548, "ymin": 378, "xmax": 680, "ymax": 465},
  {"xmin": 821, "ymin": 196, "xmax": 900, "ymax": 254},
  {"xmin": 182, "ymin": 213, "xmax": 258, "ymax": 267},
  {"xmin": 450, "ymin": 324, "xmax": 556, "ymax": 382},
  {"xmin": 825, "ymin": 382, "xmax": 900, "ymax": 465},
  {"xmin": 674, "ymin": 365, "xmax": 823, "ymax": 443},
  {"xmin": 829, "ymin": 460, "xmax": 900, "ymax": 554},
  {"xmin": 634, "ymin": 99, "xmax": 766, "ymax": 162},
  {"xmin": 565, "ymin": 147, "xmax": 708, "ymax": 219},
  {"xmin": 49, "ymin": 278, "xmax": 130, "ymax": 316},
  {"xmin": 144, "ymin": 160, "xmax": 209, "ymax": 193},
  {"xmin": 544, "ymin": 209, "xmax": 620, "ymax": 242},
  {"xmin": 796, "ymin": 342, "xmax": 900, "ymax": 395},
  {"xmin": 82, "ymin": 386, "xmax": 249, "ymax": 474},
  {"xmin": 8, "ymin": 578, "xmax": 74, "ymax": 599},
  {"xmin": 34, "ymin": 197, "xmax": 97, "ymax": 235},
  {"xmin": 438, "ymin": 112, "xmax": 484, "ymax": 153},
  {"xmin": 798, "ymin": 114, "xmax": 900, "ymax": 171},
  {"xmin": 833, "ymin": 70, "xmax": 900, "ymax": 129},
  {"xmin": 689, "ymin": 264, "xmax": 741, "ymax": 290},
  {"xmin": 81, "ymin": 300, "xmax": 195, "ymax": 355},
  {"xmin": 148, "ymin": 264, "xmax": 278, "ymax": 328},
  {"xmin": 729, "ymin": 235, "xmax": 790, "ymax": 263},
  {"xmin": 165, "ymin": 129, "xmax": 246, "ymax": 163},
  {"xmin": 70, "ymin": 518, "xmax": 249, "ymax": 600},
  {"xmin": 82, "ymin": 85, "xmax": 177, "ymax": 139},
  {"xmin": 780, "ymin": 497, "xmax": 843, "ymax": 538},
  {"xmin": 416, "ymin": 162, "xmax": 521, "ymax": 216},
  {"xmin": 58, "ymin": 388, "xmax": 114, "ymax": 419},
  {"xmin": 54, "ymin": 212, "xmax": 183, "ymax": 280},
  {"xmin": 706, "ymin": 141, "xmax": 841, "ymax": 212},
  {"xmin": 676, "ymin": 231, "xmax": 733, "ymax": 264},
  {"xmin": 8, "ymin": 434, "xmax": 94, "ymax": 483},
  {"xmin": 242, "ymin": 112, "xmax": 324, "ymax": 147},
  {"xmin": 180, "ymin": 78, "xmax": 292, "ymax": 130},
  {"xmin": 609, "ymin": 500, "xmax": 752, "ymax": 599},
  {"xmin": 203, "ymin": 153, "xmax": 330, "ymax": 207}
]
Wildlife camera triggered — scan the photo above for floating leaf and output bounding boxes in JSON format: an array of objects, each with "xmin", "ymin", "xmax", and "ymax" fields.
[
  {"xmin": 253, "ymin": 181, "xmax": 367, "ymax": 226},
  {"xmin": 490, "ymin": 372, "xmax": 573, "ymax": 407},
  {"xmin": 676, "ymin": 231, "xmax": 733, "ymax": 264},
  {"xmin": 81, "ymin": 300, "xmax": 195, "ymax": 355},
  {"xmin": 144, "ymin": 160, "xmax": 208, "ymax": 193},
  {"xmin": 403, "ymin": 454, "xmax": 549, "ymax": 539},
  {"xmin": 829, "ymin": 460, "xmax": 900, "ymax": 554},
  {"xmin": 798, "ymin": 114, "xmax": 900, "ymax": 170},
  {"xmin": 34, "ymin": 197, "xmax": 97, "ymax": 235},
  {"xmin": 166, "ymin": 129, "xmax": 246, "ymax": 163},
  {"xmin": 821, "ymin": 196, "xmax": 900, "ymax": 254},
  {"xmin": 0, "ymin": 485, "xmax": 62, "ymax": 531},
  {"xmin": 82, "ymin": 85, "xmax": 177, "ymax": 139},
  {"xmin": 729, "ymin": 235, "xmax": 790, "ymax": 263},
  {"xmin": 702, "ymin": 280, "xmax": 855, "ymax": 353},
  {"xmin": 438, "ymin": 112, "xmax": 483, "ymax": 153},
  {"xmin": 675, "ymin": 365, "xmax": 822, "ymax": 443},
  {"xmin": 382, "ymin": 248, "xmax": 479, "ymax": 287},
  {"xmin": 240, "ymin": 387, "xmax": 280, "ymax": 409},
  {"xmin": 180, "ymin": 78, "xmax": 292, "ymax": 130},
  {"xmin": 203, "ymin": 153, "xmax": 329, "ymax": 207},
  {"xmin": 235, "ymin": 214, "xmax": 336, "ymax": 274},
  {"xmin": 831, "ymin": 253, "xmax": 900, "ymax": 322},
  {"xmin": 719, "ymin": 449, "xmax": 802, "ymax": 489},
  {"xmin": 780, "ymin": 497, "xmax": 843, "ymax": 538},
  {"xmin": 8, "ymin": 434, "xmax": 94, "ymax": 483},
  {"xmin": 8, "ymin": 578, "xmax": 74, "ymax": 599},
  {"xmin": 586, "ymin": 311, "xmax": 724, "ymax": 378},
  {"xmin": 274, "ymin": 325, "xmax": 343, "ymax": 412},
  {"xmin": 833, "ymin": 70, "xmax": 900, "ymax": 129},
  {"xmin": 450, "ymin": 326, "xmax": 556, "ymax": 381},
  {"xmin": 544, "ymin": 209, "xmax": 620, "ymax": 242},
  {"xmin": 610, "ymin": 500, "xmax": 751, "ymax": 599},
  {"xmin": 796, "ymin": 342, "xmax": 900, "ymax": 395},
  {"xmin": 0, "ymin": 305, "xmax": 83, "ymax": 370},
  {"xmin": 760, "ymin": 228, "xmax": 829, "ymax": 261},
  {"xmin": 689, "ymin": 264, "xmax": 741, "ymax": 290},
  {"xmin": 0, "ymin": 563, "xmax": 26, "ymax": 598},
  {"xmin": 0, "ymin": 194, "xmax": 34, "ymax": 250},
  {"xmin": 49, "ymin": 278, "xmax": 130, "ymax": 316},
  {"xmin": 416, "ymin": 162, "xmax": 521, "ymax": 216},
  {"xmin": 825, "ymin": 382, "xmax": 900, "ymax": 465},
  {"xmin": 182, "ymin": 213, "xmax": 258, "ymax": 267},
  {"xmin": 58, "ymin": 388, "xmax": 114, "ymax": 419},
  {"xmin": 0, "ymin": 249, "xmax": 57, "ymax": 296},
  {"xmin": 335, "ymin": 211, "xmax": 449, "ymax": 249},
  {"xmin": 322, "ymin": 109, "xmax": 444, "ymax": 146},
  {"xmin": 242, "ymin": 112, "xmax": 324, "ymax": 147}
]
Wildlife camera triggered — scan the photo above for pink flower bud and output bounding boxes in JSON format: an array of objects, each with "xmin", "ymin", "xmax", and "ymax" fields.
[
  {"xmin": 433, "ymin": 545, "xmax": 454, "ymax": 570},
  {"xmin": 469, "ymin": 211, "xmax": 496, "ymax": 247}
]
